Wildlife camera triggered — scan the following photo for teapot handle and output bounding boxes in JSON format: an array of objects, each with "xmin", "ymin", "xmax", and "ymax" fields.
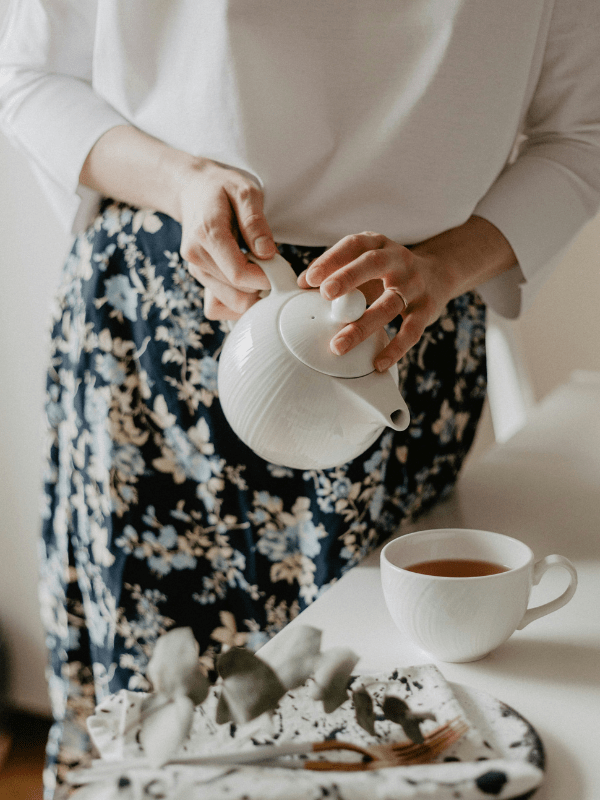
[{"xmin": 247, "ymin": 253, "xmax": 301, "ymax": 295}]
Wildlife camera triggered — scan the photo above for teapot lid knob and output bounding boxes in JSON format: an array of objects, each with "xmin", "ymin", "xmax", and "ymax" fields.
[{"xmin": 330, "ymin": 290, "xmax": 367, "ymax": 323}]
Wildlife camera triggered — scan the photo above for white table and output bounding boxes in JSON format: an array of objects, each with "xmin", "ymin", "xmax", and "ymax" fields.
[{"xmin": 259, "ymin": 373, "xmax": 600, "ymax": 799}]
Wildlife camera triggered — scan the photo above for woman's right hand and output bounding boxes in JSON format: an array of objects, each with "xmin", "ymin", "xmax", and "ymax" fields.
[
  {"xmin": 79, "ymin": 127, "xmax": 276, "ymax": 319},
  {"xmin": 176, "ymin": 158, "xmax": 277, "ymax": 320}
]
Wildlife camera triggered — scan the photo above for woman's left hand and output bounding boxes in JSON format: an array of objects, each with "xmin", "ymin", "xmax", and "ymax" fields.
[
  {"xmin": 297, "ymin": 231, "xmax": 452, "ymax": 372},
  {"xmin": 298, "ymin": 218, "xmax": 518, "ymax": 371}
]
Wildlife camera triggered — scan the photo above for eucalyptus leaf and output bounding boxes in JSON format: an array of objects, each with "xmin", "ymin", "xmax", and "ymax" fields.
[
  {"xmin": 310, "ymin": 647, "xmax": 359, "ymax": 713},
  {"xmin": 185, "ymin": 667, "xmax": 211, "ymax": 706},
  {"xmin": 217, "ymin": 648, "xmax": 286, "ymax": 724},
  {"xmin": 139, "ymin": 695, "xmax": 195, "ymax": 765},
  {"xmin": 259, "ymin": 625, "xmax": 322, "ymax": 690},
  {"xmin": 352, "ymin": 687, "xmax": 377, "ymax": 736},
  {"xmin": 381, "ymin": 695, "xmax": 436, "ymax": 744},
  {"xmin": 147, "ymin": 628, "xmax": 203, "ymax": 699},
  {"xmin": 215, "ymin": 690, "xmax": 232, "ymax": 725}
]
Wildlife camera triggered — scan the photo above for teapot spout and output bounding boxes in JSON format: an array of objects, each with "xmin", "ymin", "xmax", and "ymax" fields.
[{"xmin": 336, "ymin": 369, "xmax": 410, "ymax": 434}]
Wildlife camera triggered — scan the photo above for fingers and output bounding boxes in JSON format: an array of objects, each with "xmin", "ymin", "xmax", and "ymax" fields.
[
  {"xmin": 299, "ymin": 232, "xmax": 446, "ymax": 370},
  {"xmin": 304, "ymin": 233, "xmax": 418, "ymax": 308},
  {"xmin": 190, "ymin": 265, "xmax": 261, "ymax": 319},
  {"xmin": 332, "ymin": 287, "xmax": 438, "ymax": 371},
  {"xmin": 182, "ymin": 191, "xmax": 271, "ymax": 292},
  {"xmin": 203, "ymin": 288, "xmax": 246, "ymax": 321},
  {"xmin": 329, "ymin": 287, "xmax": 407, "ymax": 355},
  {"xmin": 328, "ymin": 289, "xmax": 429, "ymax": 371},
  {"xmin": 373, "ymin": 311, "xmax": 429, "ymax": 372},
  {"xmin": 304, "ymin": 232, "xmax": 386, "ymax": 282},
  {"xmin": 228, "ymin": 180, "xmax": 277, "ymax": 260},
  {"xmin": 179, "ymin": 163, "xmax": 276, "ymax": 315}
]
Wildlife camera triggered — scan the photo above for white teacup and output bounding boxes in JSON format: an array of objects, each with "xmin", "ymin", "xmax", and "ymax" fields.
[{"xmin": 380, "ymin": 528, "xmax": 578, "ymax": 662}]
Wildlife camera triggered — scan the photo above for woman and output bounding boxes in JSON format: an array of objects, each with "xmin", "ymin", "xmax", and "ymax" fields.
[{"xmin": 1, "ymin": 2, "xmax": 599, "ymax": 796}]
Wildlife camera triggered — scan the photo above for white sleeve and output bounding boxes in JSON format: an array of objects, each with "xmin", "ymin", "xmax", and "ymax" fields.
[
  {"xmin": 473, "ymin": 0, "xmax": 600, "ymax": 318},
  {"xmin": 0, "ymin": 0, "xmax": 129, "ymax": 233}
]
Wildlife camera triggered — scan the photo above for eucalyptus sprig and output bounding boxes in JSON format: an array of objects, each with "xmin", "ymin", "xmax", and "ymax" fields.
[{"xmin": 138, "ymin": 626, "xmax": 435, "ymax": 763}]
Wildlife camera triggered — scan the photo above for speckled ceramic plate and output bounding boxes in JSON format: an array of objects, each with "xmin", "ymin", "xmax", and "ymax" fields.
[
  {"xmin": 450, "ymin": 683, "xmax": 545, "ymax": 800},
  {"xmin": 80, "ymin": 666, "xmax": 546, "ymax": 800}
]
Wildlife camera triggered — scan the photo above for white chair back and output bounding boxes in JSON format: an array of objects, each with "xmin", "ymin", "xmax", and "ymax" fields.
[{"xmin": 485, "ymin": 311, "xmax": 536, "ymax": 443}]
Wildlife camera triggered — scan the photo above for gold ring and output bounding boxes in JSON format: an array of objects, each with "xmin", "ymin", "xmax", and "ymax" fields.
[{"xmin": 390, "ymin": 287, "xmax": 408, "ymax": 312}]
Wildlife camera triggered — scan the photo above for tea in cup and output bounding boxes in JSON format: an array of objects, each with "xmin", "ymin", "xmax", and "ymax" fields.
[{"xmin": 380, "ymin": 528, "xmax": 578, "ymax": 662}]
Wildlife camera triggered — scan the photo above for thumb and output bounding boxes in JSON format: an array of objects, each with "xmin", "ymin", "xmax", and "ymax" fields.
[
  {"xmin": 252, "ymin": 231, "xmax": 277, "ymax": 259},
  {"xmin": 231, "ymin": 184, "xmax": 277, "ymax": 259}
]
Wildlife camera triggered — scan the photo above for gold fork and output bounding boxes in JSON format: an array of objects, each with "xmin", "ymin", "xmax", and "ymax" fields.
[
  {"xmin": 296, "ymin": 717, "xmax": 469, "ymax": 771},
  {"xmin": 68, "ymin": 717, "xmax": 468, "ymax": 785}
]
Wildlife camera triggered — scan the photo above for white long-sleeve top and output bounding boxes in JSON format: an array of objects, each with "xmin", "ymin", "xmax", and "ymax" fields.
[{"xmin": 1, "ymin": 0, "xmax": 599, "ymax": 317}]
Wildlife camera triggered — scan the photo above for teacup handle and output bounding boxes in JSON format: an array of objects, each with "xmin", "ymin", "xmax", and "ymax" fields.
[{"xmin": 517, "ymin": 555, "xmax": 578, "ymax": 630}]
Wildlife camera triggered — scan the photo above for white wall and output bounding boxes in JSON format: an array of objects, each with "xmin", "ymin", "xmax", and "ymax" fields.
[
  {"xmin": 0, "ymin": 134, "xmax": 70, "ymax": 714},
  {"xmin": 519, "ymin": 217, "xmax": 600, "ymax": 399},
  {"xmin": 0, "ymin": 0, "xmax": 68, "ymax": 716},
  {"xmin": 468, "ymin": 213, "xmax": 600, "ymax": 461}
]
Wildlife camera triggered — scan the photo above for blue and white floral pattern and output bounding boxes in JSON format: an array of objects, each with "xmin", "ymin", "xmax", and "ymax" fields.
[{"xmin": 40, "ymin": 201, "xmax": 487, "ymax": 798}]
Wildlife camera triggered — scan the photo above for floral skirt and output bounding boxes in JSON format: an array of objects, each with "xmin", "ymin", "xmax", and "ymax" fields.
[{"xmin": 40, "ymin": 202, "xmax": 487, "ymax": 797}]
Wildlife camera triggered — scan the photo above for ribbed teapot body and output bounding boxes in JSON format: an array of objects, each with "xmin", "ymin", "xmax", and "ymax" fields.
[{"xmin": 217, "ymin": 295, "xmax": 385, "ymax": 470}]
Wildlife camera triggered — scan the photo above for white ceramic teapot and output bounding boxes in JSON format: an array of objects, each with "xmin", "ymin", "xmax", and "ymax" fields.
[{"xmin": 217, "ymin": 253, "xmax": 410, "ymax": 469}]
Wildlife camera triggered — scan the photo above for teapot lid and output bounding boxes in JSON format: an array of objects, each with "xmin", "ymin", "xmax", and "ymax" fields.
[{"xmin": 279, "ymin": 290, "xmax": 389, "ymax": 378}]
